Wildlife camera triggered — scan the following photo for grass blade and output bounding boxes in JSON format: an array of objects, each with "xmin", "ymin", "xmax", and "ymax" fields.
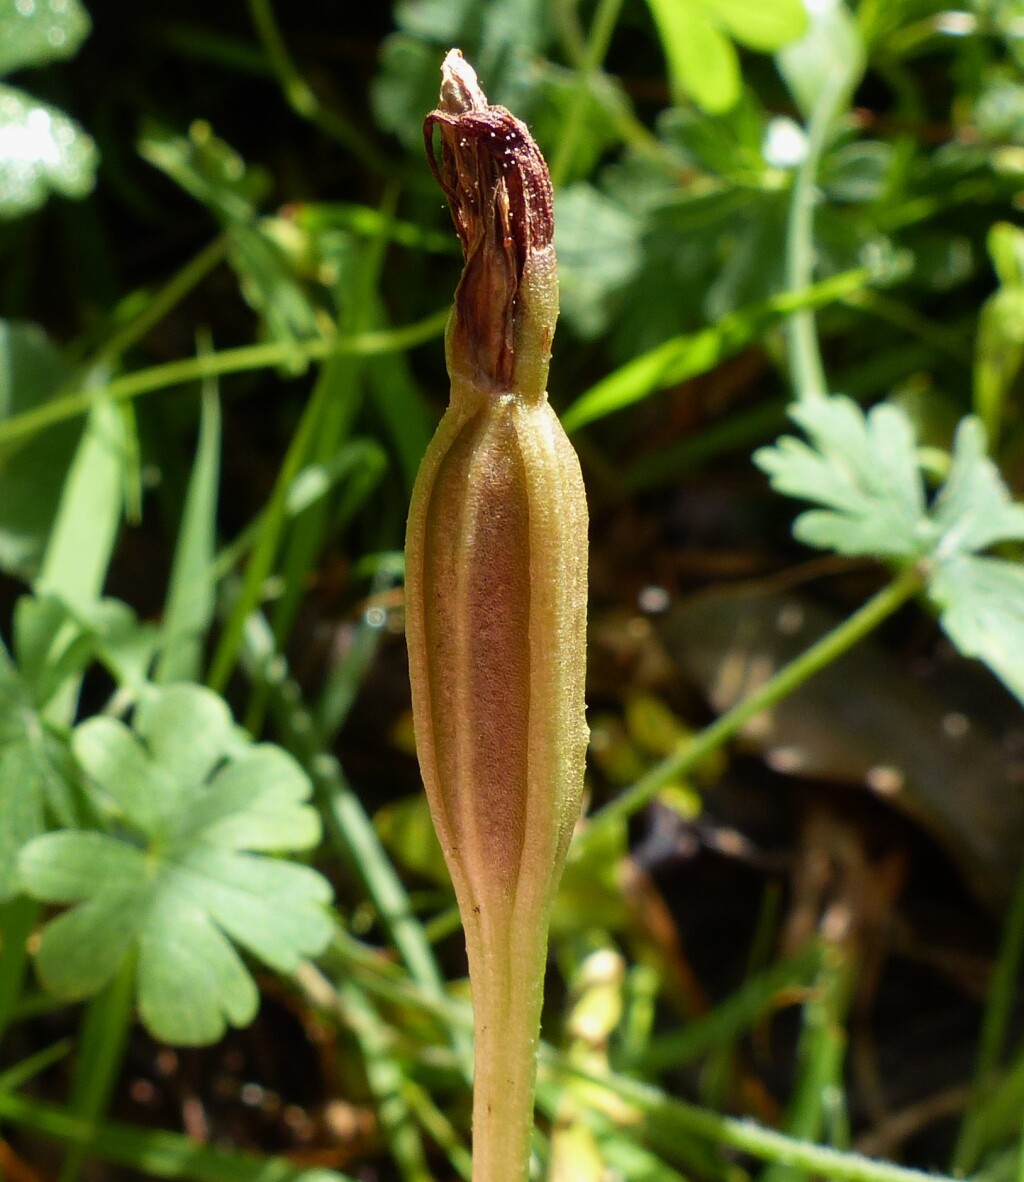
[
  {"xmin": 0, "ymin": 1089, "xmax": 354, "ymax": 1181},
  {"xmin": 561, "ymin": 268, "xmax": 869, "ymax": 434},
  {"xmin": 156, "ymin": 360, "xmax": 221, "ymax": 685}
]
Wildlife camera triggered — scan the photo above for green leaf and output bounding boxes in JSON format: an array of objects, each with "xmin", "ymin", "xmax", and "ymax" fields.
[
  {"xmin": 757, "ymin": 397, "xmax": 1024, "ymax": 707},
  {"xmin": 392, "ymin": 0, "xmax": 479, "ymax": 43},
  {"xmin": 0, "ymin": 0, "xmax": 90, "ymax": 75},
  {"xmin": 646, "ymin": 0, "xmax": 741, "ymax": 114},
  {"xmin": 13, "ymin": 593, "xmax": 157, "ymax": 705},
  {"xmin": 0, "ymin": 634, "xmax": 79, "ymax": 901},
  {"xmin": 31, "ymin": 884, "xmax": 145, "ymax": 998},
  {"xmin": 0, "ymin": 84, "xmax": 97, "ymax": 217},
  {"xmin": 156, "ymin": 381, "xmax": 221, "ymax": 685},
  {"xmin": 931, "ymin": 418, "xmax": 1024, "ymax": 555},
  {"xmin": 776, "ymin": 0, "xmax": 865, "ymax": 122},
  {"xmin": 930, "ymin": 555, "xmax": 1024, "ymax": 706},
  {"xmin": 554, "ymin": 184, "xmax": 644, "ymax": 339},
  {"xmin": 138, "ymin": 124, "xmax": 317, "ymax": 357},
  {"xmin": 372, "ymin": 35, "xmax": 444, "ymax": 152},
  {"xmin": 137, "ymin": 892, "xmax": 257, "ymax": 1045},
  {"xmin": 37, "ymin": 393, "xmax": 127, "ymax": 615},
  {"xmin": 706, "ymin": 0, "xmax": 808, "ymax": 51},
  {"xmin": 19, "ymin": 684, "xmax": 333, "ymax": 1045},
  {"xmin": 562, "ymin": 268, "xmax": 870, "ymax": 432},
  {"xmin": 756, "ymin": 396, "xmax": 926, "ymax": 558},
  {"xmin": 0, "ymin": 319, "xmax": 81, "ymax": 579}
]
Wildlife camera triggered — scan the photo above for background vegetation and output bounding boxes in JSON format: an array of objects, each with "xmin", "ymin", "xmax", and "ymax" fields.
[{"xmin": 2, "ymin": 0, "xmax": 1024, "ymax": 1179}]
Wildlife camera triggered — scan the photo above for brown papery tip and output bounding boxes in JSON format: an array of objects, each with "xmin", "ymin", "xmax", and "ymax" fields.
[
  {"xmin": 424, "ymin": 49, "xmax": 555, "ymax": 387},
  {"xmin": 438, "ymin": 49, "xmax": 487, "ymax": 115}
]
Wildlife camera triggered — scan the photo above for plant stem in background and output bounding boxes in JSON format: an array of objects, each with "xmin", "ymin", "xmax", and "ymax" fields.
[
  {"xmin": 575, "ymin": 562, "xmax": 926, "ymax": 859},
  {"xmin": 405, "ymin": 51, "xmax": 590, "ymax": 1182}
]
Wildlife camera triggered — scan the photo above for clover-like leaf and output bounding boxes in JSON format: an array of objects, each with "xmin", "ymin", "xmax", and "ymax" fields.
[
  {"xmin": 19, "ymin": 683, "xmax": 333, "ymax": 1046},
  {"xmin": 930, "ymin": 555, "xmax": 1024, "ymax": 706},
  {"xmin": 0, "ymin": 0, "xmax": 91, "ymax": 75},
  {"xmin": 0, "ymin": 632, "xmax": 79, "ymax": 901},
  {"xmin": 0, "ymin": 85, "xmax": 97, "ymax": 218},
  {"xmin": 931, "ymin": 417, "xmax": 1024, "ymax": 557},
  {"xmin": 754, "ymin": 395, "xmax": 927, "ymax": 558},
  {"xmin": 756, "ymin": 396, "xmax": 1024, "ymax": 708}
]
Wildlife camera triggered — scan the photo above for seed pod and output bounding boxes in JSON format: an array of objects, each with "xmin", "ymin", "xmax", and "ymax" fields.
[{"xmin": 405, "ymin": 50, "xmax": 589, "ymax": 1182}]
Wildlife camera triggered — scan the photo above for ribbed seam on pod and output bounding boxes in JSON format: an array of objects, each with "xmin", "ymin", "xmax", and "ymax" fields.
[
  {"xmin": 406, "ymin": 50, "xmax": 589, "ymax": 1181},
  {"xmin": 406, "ymin": 388, "xmax": 588, "ymax": 936}
]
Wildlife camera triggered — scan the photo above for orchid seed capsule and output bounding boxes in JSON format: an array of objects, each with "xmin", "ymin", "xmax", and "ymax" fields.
[{"xmin": 404, "ymin": 49, "xmax": 589, "ymax": 1182}]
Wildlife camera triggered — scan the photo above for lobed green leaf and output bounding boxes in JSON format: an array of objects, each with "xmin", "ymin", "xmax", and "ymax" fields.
[
  {"xmin": 757, "ymin": 395, "xmax": 1024, "ymax": 707},
  {"xmin": 0, "ymin": 85, "xmax": 96, "ymax": 218},
  {"xmin": 19, "ymin": 684, "xmax": 333, "ymax": 1044},
  {"xmin": 0, "ymin": 0, "xmax": 90, "ymax": 75}
]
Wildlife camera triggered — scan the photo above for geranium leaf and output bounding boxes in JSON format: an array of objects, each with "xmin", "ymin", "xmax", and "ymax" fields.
[
  {"xmin": 757, "ymin": 396, "xmax": 1024, "ymax": 707},
  {"xmin": 19, "ymin": 684, "xmax": 333, "ymax": 1045}
]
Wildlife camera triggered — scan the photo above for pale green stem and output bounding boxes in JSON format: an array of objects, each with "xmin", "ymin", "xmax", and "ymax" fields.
[
  {"xmin": 247, "ymin": 0, "xmax": 390, "ymax": 175},
  {"xmin": 575, "ymin": 563, "xmax": 926, "ymax": 859},
  {"xmin": 785, "ymin": 94, "xmax": 836, "ymax": 403},
  {"xmin": 466, "ymin": 920, "xmax": 549, "ymax": 1182},
  {"xmin": 549, "ymin": 0, "xmax": 626, "ymax": 187},
  {"xmin": 93, "ymin": 235, "xmax": 228, "ymax": 365},
  {"xmin": 59, "ymin": 957, "xmax": 136, "ymax": 1182},
  {"xmin": 0, "ymin": 309, "xmax": 449, "ymax": 453},
  {"xmin": 953, "ymin": 864, "xmax": 1024, "ymax": 1173}
]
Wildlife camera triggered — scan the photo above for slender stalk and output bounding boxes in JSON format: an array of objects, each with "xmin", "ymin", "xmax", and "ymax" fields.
[
  {"xmin": 953, "ymin": 865, "xmax": 1024, "ymax": 1173},
  {"xmin": 549, "ymin": 1058, "xmax": 954, "ymax": 1182},
  {"xmin": 784, "ymin": 95, "xmax": 835, "ymax": 402},
  {"xmin": 247, "ymin": 0, "xmax": 391, "ymax": 175},
  {"xmin": 0, "ymin": 897, "xmax": 39, "ymax": 1048},
  {"xmin": 549, "ymin": 0, "xmax": 626, "ymax": 187},
  {"xmin": 465, "ymin": 924, "xmax": 549, "ymax": 1182},
  {"xmin": 0, "ymin": 1089, "xmax": 357, "ymax": 1182},
  {"xmin": 59, "ymin": 957, "xmax": 136, "ymax": 1182},
  {"xmin": 93, "ymin": 235, "xmax": 228, "ymax": 365},
  {"xmin": 0, "ymin": 308, "xmax": 448, "ymax": 452},
  {"xmin": 575, "ymin": 563, "xmax": 925, "ymax": 859}
]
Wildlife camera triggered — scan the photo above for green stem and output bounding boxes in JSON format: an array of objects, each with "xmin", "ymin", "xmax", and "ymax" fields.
[
  {"xmin": 0, "ymin": 1089, "xmax": 355, "ymax": 1182},
  {"xmin": 549, "ymin": 0, "xmax": 625, "ymax": 187},
  {"xmin": 784, "ymin": 96, "xmax": 836, "ymax": 402},
  {"xmin": 59, "ymin": 956, "xmax": 136, "ymax": 1182},
  {"xmin": 466, "ymin": 922, "xmax": 548, "ymax": 1182},
  {"xmin": 247, "ymin": 0, "xmax": 391, "ymax": 175},
  {"xmin": 261, "ymin": 184, "xmax": 397, "ymax": 682},
  {"xmin": 0, "ymin": 897, "xmax": 39, "ymax": 1048},
  {"xmin": 575, "ymin": 564, "xmax": 925, "ymax": 860},
  {"xmin": 93, "ymin": 235, "xmax": 229, "ymax": 365},
  {"xmin": 953, "ymin": 864, "xmax": 1024, "ymax": 1173},
  {"xmin": 552, "ymin": 1058, "xmax": 953, "ymax": 1182},
  {"xmin": 622, "ymin": 939, "xmax": 821, "ymax": 1074},
  {"xmin": 239, "ymin": 612, "xmax": 473, "ymax": 1077},
  {"xmin": 206, "ymin": 374, "xmax": 328, "ymax": 692},
  {"xmin": 295, "ymin": 964, "xmax": 431, "ymax": 1182},
  {"xmin": 762, "ymin": 939, "xmax": 856, "ymax": 1182},
  {"xmin": 0, "ymin": 309, "xmax": 449, "ymax": 453}
]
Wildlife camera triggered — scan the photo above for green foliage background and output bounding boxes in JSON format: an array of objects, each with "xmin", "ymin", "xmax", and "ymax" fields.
[{"xmin": 2, "ymin": 0, "xmax": 1024, "ymax": 1179}]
